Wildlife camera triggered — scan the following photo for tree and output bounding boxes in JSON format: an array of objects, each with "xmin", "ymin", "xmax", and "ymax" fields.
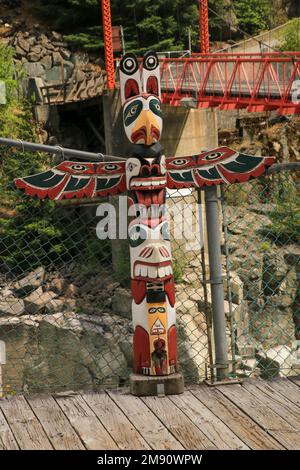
[
  {"xmin": 232, "ymin": 0, "xmax": 270, "ymax": 35},
  {"xmin": 279, "ymin": 18, "xmax": 300, "ymax": 51}
]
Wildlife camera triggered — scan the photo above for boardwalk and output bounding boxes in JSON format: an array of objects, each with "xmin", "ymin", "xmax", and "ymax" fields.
[{"xmin": 0, "ymin": 377, "xmax": 299, "ymax": 450}]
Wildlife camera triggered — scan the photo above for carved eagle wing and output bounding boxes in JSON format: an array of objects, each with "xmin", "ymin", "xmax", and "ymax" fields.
[
  {"xmin": 15, "ymin": 161, "xmax": 126, "ymax": 200},
  {"xmin": 166, "ymin": 147, "xmax": 276, "ymax": 189}
]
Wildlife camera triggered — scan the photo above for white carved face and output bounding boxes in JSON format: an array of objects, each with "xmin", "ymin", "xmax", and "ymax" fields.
[
  {"xmin": 125, "ymin": 155, "xmax": 167, "ymax": 191},
  {"xmin": 123, "ymin": 95, "xmax": 163, "ymax": 145},
  {"xmin": 128, "ymin": 219, "xmax": 172, "ymax": 280}
]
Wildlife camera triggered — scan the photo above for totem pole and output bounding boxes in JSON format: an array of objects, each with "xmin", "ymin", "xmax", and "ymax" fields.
[{"xmin": 8, "ymin": 52, "xmax": 275, "ymax": 395}]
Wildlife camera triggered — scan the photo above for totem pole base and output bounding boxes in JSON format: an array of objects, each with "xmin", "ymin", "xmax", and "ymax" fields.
[{"xmin": 129, "ymin": 373, "xmax": 184, "ymax": 397}]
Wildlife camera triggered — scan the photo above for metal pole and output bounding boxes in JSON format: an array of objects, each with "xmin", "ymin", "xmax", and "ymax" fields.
[
  {"xmin": 0, "ymin": 137, "xmax": 125, "ymax": 162},
  {"xmin": 205, "ymin": 186, "xmax": 229, "ymax": 380}
]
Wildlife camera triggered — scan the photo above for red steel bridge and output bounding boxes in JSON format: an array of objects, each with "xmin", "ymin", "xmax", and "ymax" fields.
[
  {"xmin": 159, "ymin": 52, "xmax": 300, "ymax": 115},
  {"xmin": 102, "ymin": 0, "xmax": 300, "ymax": 115}
]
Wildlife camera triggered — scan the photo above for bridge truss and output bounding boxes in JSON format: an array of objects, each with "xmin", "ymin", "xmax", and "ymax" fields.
[{"xmin": 160, "ymin": 53, "xmax": 300, "ymax": 115}]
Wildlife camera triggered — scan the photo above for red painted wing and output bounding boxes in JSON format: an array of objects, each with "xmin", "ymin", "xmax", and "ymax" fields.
[
  {"xmin": 15, "ymin": 161, "xmax": 126, "ymax": 200},
  {"xmin": 166, "ymin": 147, "xmax": 276, "ymax": 189}
]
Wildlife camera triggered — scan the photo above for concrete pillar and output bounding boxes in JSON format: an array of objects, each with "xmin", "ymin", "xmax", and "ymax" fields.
[{"xmin": 161, "ymin": 106, "xmax": 218, "ymax": 156}]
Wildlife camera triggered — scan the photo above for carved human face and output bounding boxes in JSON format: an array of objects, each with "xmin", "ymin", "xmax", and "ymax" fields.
[
  {"xmin": 125, "ymin": 155, "xmax": 167, "ymax": 206},
  {"xmin": 128, "ymin": 219, "xmax": 172, "ymax": 281},
  {"xmin": 123, "ymin": 94, "xmax": 163, "ymax": 146}
]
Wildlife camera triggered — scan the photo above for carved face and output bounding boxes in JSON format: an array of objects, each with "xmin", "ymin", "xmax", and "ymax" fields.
[
  {"xmin": 125, "ymin": 155, "xmax": 167, "ymax": 205},
  {"xmin": 123, "ymin": 94, "xmax": 163, "ymax": 145},
  {"xmin": 128, "ymin": 219, "xmax": 172, "ymax": 281},
  {"xmin": 119, "ymin": 51, "xmax": 162, "ymax": 146}
]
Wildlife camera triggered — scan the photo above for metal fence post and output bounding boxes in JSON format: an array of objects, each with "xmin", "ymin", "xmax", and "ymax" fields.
[{"xmin": 205, "ymin": 186, "xmax": 229, "ymax": 380}]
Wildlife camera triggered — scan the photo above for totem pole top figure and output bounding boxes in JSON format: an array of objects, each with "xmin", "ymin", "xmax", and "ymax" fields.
[{"xmin": 119, "ymin": 51, "xmax": 162, "ymax": 148}]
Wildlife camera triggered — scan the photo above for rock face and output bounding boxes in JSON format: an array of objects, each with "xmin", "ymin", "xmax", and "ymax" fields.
[
  {"xmin": 10, "ymin": 30, "xmax": 76, "ymax": 81},
  {"xmin": 0, "ymin": 312, "xmax": 132, "ymax": 393}
]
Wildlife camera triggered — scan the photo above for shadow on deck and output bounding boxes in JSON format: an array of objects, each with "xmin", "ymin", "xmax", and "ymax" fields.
[{"xmin": 0, "ymin": 376, "xmax": 299, "ymax": 450}]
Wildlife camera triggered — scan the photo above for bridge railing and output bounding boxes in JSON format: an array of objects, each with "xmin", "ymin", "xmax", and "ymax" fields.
[{"xmin": 160, "ymin": 54, "xmax": 300, "ymax": 114}]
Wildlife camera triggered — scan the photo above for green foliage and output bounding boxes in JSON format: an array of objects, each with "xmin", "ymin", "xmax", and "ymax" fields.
[
  {"xmin": 232, "ymin": 0, "xmax": 270, "ymax": 35},
  {"xmin": 279, "ymin": 18, "xmax": 300, "ymax": 51},
  {"xmin": 172, "ymin": 252, "xmax": 187, "ymax": 284},
  {"xmin": 268, "ymin": 176, "xmax": 300, "ymax": 244},
  {"xmin": 31, "ymin": 0, "xmax": 276, "ymax": 54}
]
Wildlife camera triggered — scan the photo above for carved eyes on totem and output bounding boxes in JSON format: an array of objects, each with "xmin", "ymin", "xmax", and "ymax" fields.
[
  {"xmin": 70, "ymin": 164, "xmax": 87, "ymax": 172},
  {"xmin": 128, "ymin": 226, "xmax": 147, "ymax": 247},
  {"xmin": 149, "ymin": 98, "xmax": 162, "ymax": 118},
  {"xmin": 203, "ymin": 152, "xmax": 222, "ymax": 161},
  {"xmin": 171, "ymin": 159, "xmax": 188, "ymax": 167},
  {"xmin": 148, "ymin": 307, "xmax": 166, "ymax": 314},
  {"xmin": 128, "ymin": 222, "xmax": 170, "ymax": 247},
  {"xmin": 103, "ymin": 164, "xmax": 121, "ymax": 171},
  {"xmin": 124, "ymin": 100, "xmax": 143, "ymax": 126}
]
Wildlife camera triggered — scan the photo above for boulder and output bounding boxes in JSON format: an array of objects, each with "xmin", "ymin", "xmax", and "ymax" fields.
[
  {"xmin": 15, "ymin": 45, "xmax": 27, "ymax": 58},
  {"xmin": 13, "ymin": 266, "xmax": 45, "ymax": 290},
  {"xmin": 60, "ymin": 48, "xmax": 71, "ymax": 61},
  {"xmin": 0, "ymin": 298, "xmax": 25, "ymax": 316},
  {"xmin": 40, "ymin": 55, "xmax": 52, "ymax": 70},
  {"xmin": 50, "ymin": 277, "xmax": 65, "ymax": 295},
  {"xmin": 51, "ymin": 31, "xmax": 62, "ymax": 41},
  {"xmin": 28, "ymin": 52, "xmax": 41, "ymax": 62},
  {"xmin": 112, "ymin": 287, "xmax": 132, "ymax": 319},
  {"xmin": 23, "ymin": 62, "xmax": 45, "ymax": 78},
  {"xmin": 0, "ymin": 311, "xmax": 132, "ymax": 393},
  {"xmin": 45, "ymin": 298, "xmax": 66, "ymax": 314},
  {"xmin": 14, "ymin": 267, "xmax": 45, "ymax": 292},
  {"xmin": 65, "ymin": 283, "xmax": 78, "ymax": 297},
  {"xmin": 17, "ymin": 36, "xmax": 30, "ymax": 53},
  {"xmin": 24, "ymin": 288, "xmax": 57, "ymax": 314},
  {"xmin": 52, "ymin": 51, "xmax": 63, "ymax": 65},
  {"xmin": 256, "ymin": 345, "xmax": 295, "ymax": 378},
  {"xmin": 224, "ymin": 271, "xmax": 244, "ymax": 305}
]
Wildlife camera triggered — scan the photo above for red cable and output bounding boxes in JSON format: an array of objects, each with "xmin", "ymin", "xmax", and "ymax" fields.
[
  {"xmin": 101, "ymin": 0, "xmax": 115, "ymax": 89},
  {"xmin": 199, "ymin": 0, "xmax": 210, "ymax": 54}
]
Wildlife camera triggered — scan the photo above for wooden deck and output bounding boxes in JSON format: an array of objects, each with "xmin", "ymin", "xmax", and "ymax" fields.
[{"xmin": 0, "ymin": 377, "xmax": 299, "ymax": 450}]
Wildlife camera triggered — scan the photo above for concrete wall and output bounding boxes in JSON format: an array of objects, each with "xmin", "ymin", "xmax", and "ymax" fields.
[{"xmin": 162, "ymin": 105, "xmax": 218, "ymax": 156}]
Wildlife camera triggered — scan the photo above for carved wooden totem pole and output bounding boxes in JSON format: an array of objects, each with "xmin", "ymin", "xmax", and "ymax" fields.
[{"xmin": 12, "ymin": 52, "xmax": 276, "ymax": 394}]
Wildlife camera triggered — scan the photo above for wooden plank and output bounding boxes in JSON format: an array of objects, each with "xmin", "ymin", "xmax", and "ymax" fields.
[
  {"xmin": 263, "ymin": 378, "xmax": 300, "ymax": 408},
  {"xmin": 82, "ymin": 392, "xmax": 150, "ymax": 450},
  {"xmin": 242, "ymin": 381, "xmax": 300, "ymax": 429},
  {"xmin": 217, "ymin": 383, "xmax": 299, "ymax": 450},
  {"xmin": 0, "ymin": 408, "xmax": 19, "ymax": 450},
  {"xmin": 190, "ymin": 385, "xmax": 284, "ymax": 450},
  {"xmin": 54, "ymin": 394, "xmax": 118, "ymax": 450},
  {"xmin": 0, "ymin": 396, "xmax": 52, "ymax": 449},
  {"xmin": 107, "ymin": 390, "xmax": 184, "ymax": 450},
  {"xmin": 245, "ymin": 379, "xmax": 300, "ymax": 412},
  {"xmin": 26, "ymin": 395, "xmax": 85, "ymax": 450},
  {"xmin": 169, "ymin": 390, "xmax": 248, "ymax": 450},
  {"xmin": 142, "ymin": 395, "xmax": 216, "ymax": 450},
  {"xmin": 289, "ymin": 376, "xmax": 300, "ymax": 388}
]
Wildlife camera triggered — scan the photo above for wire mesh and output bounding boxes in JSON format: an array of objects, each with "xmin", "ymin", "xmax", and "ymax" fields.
[
  {"xmin": 0, "ymin": 147, "xmax": 299, "ymax": 395},
  {"xmin": 222, "ymin": 171, "xmax": 300, "ymax": 380}
]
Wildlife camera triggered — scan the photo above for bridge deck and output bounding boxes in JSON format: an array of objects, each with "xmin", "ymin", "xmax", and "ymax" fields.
[{"xmin": 0, "ymin": 377, "xmax": 299, "ymax": 450}]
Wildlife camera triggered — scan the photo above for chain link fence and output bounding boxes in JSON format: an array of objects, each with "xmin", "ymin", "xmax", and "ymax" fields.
[{"xmin": 0, "ymin": 148, "xmax": 299, "ymax": 395}]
